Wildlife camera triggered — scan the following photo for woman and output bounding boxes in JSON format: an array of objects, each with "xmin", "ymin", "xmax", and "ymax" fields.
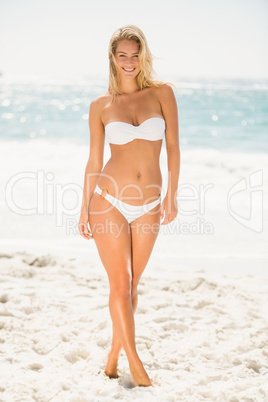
[{"xmin": 78, "ymin": 24, "xmax": 180, "ymax": 387}]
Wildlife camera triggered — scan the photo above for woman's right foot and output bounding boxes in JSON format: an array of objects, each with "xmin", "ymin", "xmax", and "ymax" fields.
[
  {"xmin": 104, "ymin": 351, "xmax": 119, "ymax": 378},
  {"xmin": 129, "ymin": 358, "xmax": 153, "ymax": 387}
]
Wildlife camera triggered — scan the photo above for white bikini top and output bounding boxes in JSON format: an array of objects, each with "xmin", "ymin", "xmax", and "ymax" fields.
[{"xmin": 105, "ymin": 117, "xmax": 165, "ymax": 145}]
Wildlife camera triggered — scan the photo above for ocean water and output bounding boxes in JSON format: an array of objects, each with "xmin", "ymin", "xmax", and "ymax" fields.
[{"xmin": 1, "ymin": 77, "xmax": 268, "ymax": 153}]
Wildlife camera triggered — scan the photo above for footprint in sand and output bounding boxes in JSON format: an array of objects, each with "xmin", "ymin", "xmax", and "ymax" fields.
[
  {"xmin": 154, "ymin": 303, "xmax": 170, "ymax": 310},
  {"xmin": 23, "ymin": 254, "xmax": 57, "ymax": 268},
  {"xmin": 153, "ymin": 316, "xmax": 168, "ymax": 323},
  {"xmin": 96, "ymin": 338, "xmax": 110, "ymax": 348},
  {"xmin": 28, "ymin": 363, "xmax": 43, "ymax": 371},
  {"xmin": 65, "ymin": 347, "xmax": 90, "ymax": 363},
  {"xmin": 0, "ymin": 254, "xmax": 12, "ymax": 259},
  {"xmin": 194, "ymin": 300, "xmax": 213, "ymax": 309},
  {"xmin": 97, "ymin": 321, "xmax": 107, "ymax": 330},
  {"xmin": 162, "ymin": 322, "xmax": 189, "ymax": 332},
  {"xmin": 0, "ymin": 294, "xmax": 9, "ymax": 303},
  {"xmin": 246, "ymin": 359, "xmax": 261, "ymax": 373}
]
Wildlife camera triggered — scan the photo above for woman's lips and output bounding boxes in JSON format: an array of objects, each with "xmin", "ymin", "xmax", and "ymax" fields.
[{"xmin": 122, "ymin": 68, "xmax": 135, "ymax": 72}]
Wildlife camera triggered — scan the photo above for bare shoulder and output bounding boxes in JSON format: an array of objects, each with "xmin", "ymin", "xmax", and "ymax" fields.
[
  {"xmin": 89, "ymin": 93, "xmax": 111, "ymax": 112},
  {"xmin": 89, "ymin": 93, "xmax": 112, "ymax": 125},
  {"xmin": 154, "ymin": 84, "xmax": 178, "ymax": 132},
  {"xmin": 155, "ymin": 84, "xmax": 177, "ymax": 116},
  {"xmin": 155, "ymin": 83, "xmax": 175, "ymax": 101}
]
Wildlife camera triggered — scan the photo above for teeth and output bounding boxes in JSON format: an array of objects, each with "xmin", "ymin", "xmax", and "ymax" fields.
[{"xmin": 123, "ymin": 68, "xmax": 135, "ymax": 71}]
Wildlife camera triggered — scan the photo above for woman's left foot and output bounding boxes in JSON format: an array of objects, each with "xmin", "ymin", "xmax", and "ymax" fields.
[{"xmin": 129, "ymin": 358, "xmax": 153, "ymax": 387}]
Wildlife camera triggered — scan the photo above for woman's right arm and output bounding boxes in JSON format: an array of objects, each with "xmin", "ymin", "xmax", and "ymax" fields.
[{"xmin": 78, "ymin": 98, "xmax": 105, "ymax": 239}]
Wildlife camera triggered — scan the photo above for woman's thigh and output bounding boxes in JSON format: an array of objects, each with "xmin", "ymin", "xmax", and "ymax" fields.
[
  {"xmin": 130, "ymin": 204, "xmax": 161, "ymax": 283},
  {"xmin": 89, "ymin": 193, "xmax": 132, "ymax": 284}
]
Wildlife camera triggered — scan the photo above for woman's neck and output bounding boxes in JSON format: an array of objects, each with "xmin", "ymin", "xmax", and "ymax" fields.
[{"xmin": 118, "ymin": 79, "xmax": 140, "ymax": 95}]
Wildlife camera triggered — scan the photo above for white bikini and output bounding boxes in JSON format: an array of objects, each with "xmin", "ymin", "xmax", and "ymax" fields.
[
  {"xmin": 94, "ymin": 117, "xmax": 165, "ymax": 224},
  {"xmin": 105, "ymin": 116, "xmax": 165, "ymax": 145}
]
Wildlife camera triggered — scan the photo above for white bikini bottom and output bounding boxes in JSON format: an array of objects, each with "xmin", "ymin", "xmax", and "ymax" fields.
[{"xmin": 94, "ymin": 185, "xmax": 161, "ymax": 224}]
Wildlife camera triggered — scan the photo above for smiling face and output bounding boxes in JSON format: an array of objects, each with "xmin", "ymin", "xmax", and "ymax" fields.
[{"xmin": 115, "ymin": 39, "xmax": 141, "ymax": 80}]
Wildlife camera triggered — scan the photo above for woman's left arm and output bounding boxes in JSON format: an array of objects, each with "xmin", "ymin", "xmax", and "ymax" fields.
[{"xmin": 158, "ymin": 84, "xmax": 180, "ymax": 225}]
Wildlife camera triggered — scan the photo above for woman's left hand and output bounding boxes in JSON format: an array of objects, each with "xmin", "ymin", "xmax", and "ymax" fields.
[{"xmin": 160, "ymin": 196, "xmax": 178, "ymax": 225}]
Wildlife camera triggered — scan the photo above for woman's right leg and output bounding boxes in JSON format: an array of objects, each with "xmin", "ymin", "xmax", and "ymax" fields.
[
  {"xmin": 88, "ymin": 193, "xmax": 152, "ymax": 386},
  {"xmin": 105, "ymin": 284, "xmax": 139, "ymax": 379}
]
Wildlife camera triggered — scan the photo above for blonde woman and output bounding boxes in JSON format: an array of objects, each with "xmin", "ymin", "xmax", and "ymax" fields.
[{"xmin": 78, "ymin": 25, "xmax": 180, "ymax": 387}]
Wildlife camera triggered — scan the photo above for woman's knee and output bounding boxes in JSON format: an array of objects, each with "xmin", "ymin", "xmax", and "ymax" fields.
[
  {"xmin": 109, "ymin": 277, "xmax": 132, "ymax": 299},
  {"xmin": 131, "ymin": 276, "xmax": 140, "ymax": 293}
]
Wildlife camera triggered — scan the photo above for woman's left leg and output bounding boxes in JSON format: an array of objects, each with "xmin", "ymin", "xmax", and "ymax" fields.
[{"xmin": 105, "ymin": 204, "xmax": 161, "ymax": 378}]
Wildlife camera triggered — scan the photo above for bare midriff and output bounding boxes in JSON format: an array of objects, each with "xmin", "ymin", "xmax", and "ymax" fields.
[{"xmin": 97, "ymin": 139, "xmax": 163, "ymax": 206}]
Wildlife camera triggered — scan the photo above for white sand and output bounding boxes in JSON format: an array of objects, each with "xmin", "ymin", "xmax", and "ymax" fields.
[{"xmin": 0, "ymin": 250, "xmax": 267, "ymax": 401}]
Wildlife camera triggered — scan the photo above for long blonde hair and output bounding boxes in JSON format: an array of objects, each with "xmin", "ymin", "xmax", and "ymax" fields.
[{"xmin": 107, "ymin": 24, "xmax": 174, "ymax": 102}]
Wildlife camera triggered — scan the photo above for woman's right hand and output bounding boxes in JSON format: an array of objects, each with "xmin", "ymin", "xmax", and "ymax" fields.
[{"xmin": 78, "ymin": 213, "xmax": 93, "ymax": 240}]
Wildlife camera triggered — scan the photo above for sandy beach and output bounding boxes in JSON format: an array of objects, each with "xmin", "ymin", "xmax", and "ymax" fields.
[{"xmin": 0, "ymin": 247, "xmax": 267, "ymax": 401}]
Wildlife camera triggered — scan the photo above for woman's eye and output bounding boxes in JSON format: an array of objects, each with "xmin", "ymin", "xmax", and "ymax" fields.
[{"xmin": 118, "ymin": 55, "xmax": 138, "ymax": 58}]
